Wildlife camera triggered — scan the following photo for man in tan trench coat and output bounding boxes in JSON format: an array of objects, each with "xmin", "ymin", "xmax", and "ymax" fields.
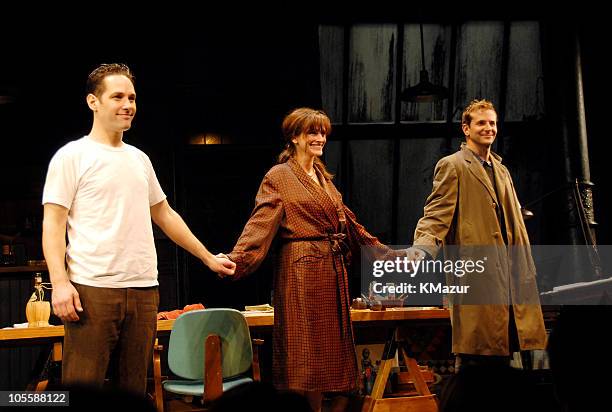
[{"xmin": 409, "ymin": 99, "xmax": 547, "ymax": 367}]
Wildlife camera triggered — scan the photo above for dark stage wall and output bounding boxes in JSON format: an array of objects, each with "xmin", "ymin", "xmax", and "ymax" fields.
[{"xmin": 0, "ymin": 15, "xmax": 609, "ymax": 390}]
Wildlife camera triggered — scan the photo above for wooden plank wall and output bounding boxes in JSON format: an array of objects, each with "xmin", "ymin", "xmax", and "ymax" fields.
[
  {"xmin": 349, "ymin": 25, "xmax": 397, "ymax": 123},
  {"xmin": 319, "ymin": 21, "xmax": 546, "ymax": 250}
]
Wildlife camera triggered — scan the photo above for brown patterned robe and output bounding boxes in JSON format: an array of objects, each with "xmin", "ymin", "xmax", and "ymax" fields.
[{"xmin": 228, "ymin": 157, "xmax": 387, "ymax": 392}]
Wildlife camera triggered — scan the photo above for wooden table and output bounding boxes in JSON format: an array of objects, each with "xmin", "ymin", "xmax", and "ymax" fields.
[
  {"xmin": 0, "ymin": 307, "xmax": 449, "ymax": 399},
  {"xmin": 158, "ymin": 307, "xmax": 449, "ymax": 332},
  {"xmin": 1, "ymin": 307, "xmax": 449, "ymax": 344},
  {"xmin": 0, "ymin": 264, "xmax": 48, "ymax": 275}
]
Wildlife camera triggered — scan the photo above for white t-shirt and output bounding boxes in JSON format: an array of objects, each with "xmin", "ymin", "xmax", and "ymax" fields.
[{"xmin": 42, "ymin": 136, "xmax": 166, "ymax": 287}]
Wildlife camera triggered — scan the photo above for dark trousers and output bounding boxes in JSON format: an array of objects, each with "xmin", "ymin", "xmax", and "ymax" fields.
[{"xmin": 62, "ymin": 283, "xmax": 159, "ymax": 395}]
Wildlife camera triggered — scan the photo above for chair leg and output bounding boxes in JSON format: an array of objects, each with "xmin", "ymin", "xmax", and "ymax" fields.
[
  {"xmin": 203, "ymin": 334, "xmax": 223, "ymax": 404},
  {"xmin": 251, "ymin": 338, "xmax": 264, "ymax": 382},
  {"xmin": 152, "ymin": 339, "xmax": 165, "ymax": 412}
]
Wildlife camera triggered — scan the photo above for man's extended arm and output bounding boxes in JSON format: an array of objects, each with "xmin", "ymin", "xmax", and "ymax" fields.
[
  {"xmin": 412, "ymin": 157, "xmax": 459, "ymax": 258},
  {"xmin": 150, "ymin": 200, "xmax": 235, "ymax": 276}
]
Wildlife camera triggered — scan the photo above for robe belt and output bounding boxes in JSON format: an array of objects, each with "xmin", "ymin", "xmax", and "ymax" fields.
[{"xmin": 282, "ymin": 233, "xmax": 349, "ymax": 256}]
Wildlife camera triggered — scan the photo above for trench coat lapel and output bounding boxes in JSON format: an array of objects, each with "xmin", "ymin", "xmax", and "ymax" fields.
[
  {"xmin": 490, "ymin": 152, "xmax": 508, "ymax": 209},
  {"xmin": 288, "ymin": 158, "xmax": 340, "ymax": 227},
  {"xmin": 461, "ymin": 144, "xmax": 499, "ymax": 204}
]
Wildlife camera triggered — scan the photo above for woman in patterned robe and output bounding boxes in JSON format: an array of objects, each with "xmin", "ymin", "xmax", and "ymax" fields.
[{"xmin": 227, "ymin": 108, "xmax": 393, "ymax": 412}]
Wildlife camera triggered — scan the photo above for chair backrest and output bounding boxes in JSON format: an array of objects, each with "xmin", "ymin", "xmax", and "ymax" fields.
[{"xmin": 167, "ymin": 308, "xmax": 253, "ymax": 380}]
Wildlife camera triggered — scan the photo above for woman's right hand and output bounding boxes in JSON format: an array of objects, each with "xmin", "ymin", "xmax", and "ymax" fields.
[{"xmin": 209, "ymin": 253, "xmax": 236, "ymax": 277}]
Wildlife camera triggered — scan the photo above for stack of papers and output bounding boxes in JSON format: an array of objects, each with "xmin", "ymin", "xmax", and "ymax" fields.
[
  {"xmin": 1, "ymin": 323, "xmax": 29, "ymax": 329},
  {"xmin": 244, "ymin": 304, "xmax": 274, "ymax": 312}
]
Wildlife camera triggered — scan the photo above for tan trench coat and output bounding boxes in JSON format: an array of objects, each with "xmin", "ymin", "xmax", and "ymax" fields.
[
  {"xmin": 228, "ymin": 157, "xmax": 388, "ymax": 392},
  {"xmin": 413, "ymin": 144, "xmax": 547, "ymax": 355}
]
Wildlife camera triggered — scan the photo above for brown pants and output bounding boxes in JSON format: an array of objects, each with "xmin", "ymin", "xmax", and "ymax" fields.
[{"xmin": 62, "ymin": 283, "xmax": 159, "ymax": 395}]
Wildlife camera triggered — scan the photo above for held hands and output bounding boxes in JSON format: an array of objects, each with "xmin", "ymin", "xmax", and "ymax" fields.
[
  {"xmin": 51, "ymin": 280, "xmax": 83, "ymax": 322},
  {"xmin": 204, "ymin": 253, "xmax": 236, "ymax": 277},
  {"xmin": 400, "ymin": 247, "xmax": 427, "ymax": 275},
  {"xmin": 405, "ymin": 247, "xmax": 426, "ymax": 262}
]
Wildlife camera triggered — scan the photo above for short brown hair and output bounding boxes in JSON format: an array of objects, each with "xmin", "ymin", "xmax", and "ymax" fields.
[
  {"xmin": 86, "ymin": 63, "xmax": 135, "ymax": 97},
  {"xmin": 461, "ymin": 99, "xmax": 496, "ymax": 126}
]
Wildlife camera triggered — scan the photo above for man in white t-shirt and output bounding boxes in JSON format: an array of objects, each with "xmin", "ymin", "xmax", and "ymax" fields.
[{"xmin": 42, "ymin": 63, "xmax": 236, "ymax": 395}]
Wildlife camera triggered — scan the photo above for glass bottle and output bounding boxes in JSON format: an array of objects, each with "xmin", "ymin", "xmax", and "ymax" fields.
[
  {"xmin": 7, "ymin": 243, "xmax": 16, "ymax": 266},
  {"xmin": 1, "ymin": 243, "xmax": 16, "ymax": 266},
  {"xmin": 26, "ymin": 273, "xmax": 51, "ymax": 327}
]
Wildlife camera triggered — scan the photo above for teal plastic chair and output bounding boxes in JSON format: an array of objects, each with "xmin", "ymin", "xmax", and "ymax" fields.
[{"xmin": 152, "ymin": 308, "xmax": 263, "ymax": 412}]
